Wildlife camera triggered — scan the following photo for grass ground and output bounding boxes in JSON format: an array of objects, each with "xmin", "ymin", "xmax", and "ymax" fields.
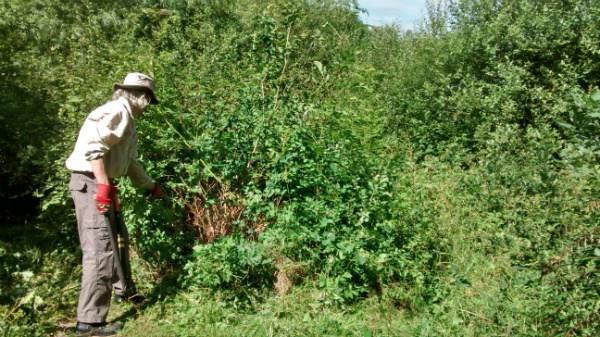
[
  {"xmin": 86, "ymin": 249, "xmax": 536, "ymax": 337},
  {"xmin": 1, "ymin": 222, "xmax": 539, "ymax": 337},
  {"xmin": 2, "ymin": 161, "xmax": 585, "ymax": 336}
]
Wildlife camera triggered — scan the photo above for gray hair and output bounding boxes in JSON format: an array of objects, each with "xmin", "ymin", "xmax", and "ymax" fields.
[{"xmin": 112, "ymin": 88, "xmax": 151, "ymax": 111}]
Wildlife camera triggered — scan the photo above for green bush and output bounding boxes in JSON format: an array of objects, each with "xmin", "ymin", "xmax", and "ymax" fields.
[{"xmin": 2, "ymin": 0, "xmax": 600, "ymax": 334}]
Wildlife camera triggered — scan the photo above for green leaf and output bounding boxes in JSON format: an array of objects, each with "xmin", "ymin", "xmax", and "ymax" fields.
[
  {"xmin": 591, "ymin": 88, "xmax": 600, "ymax": 102},
  {"xmin": 314, "ymin": 61, "xmax": 324, "ymax": 76},
  {"xmin": 556, "ymin": 121, "xmax": 574, "ymax": 129},
  {"xmin": 356, "ymin": 253, "xmax": 366, "ymax": 265}
]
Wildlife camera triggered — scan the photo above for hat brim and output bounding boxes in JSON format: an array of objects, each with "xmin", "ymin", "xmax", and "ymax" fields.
[{"xmin": 113, "ymin": 83, "xmax": 159, "ymax": 104}]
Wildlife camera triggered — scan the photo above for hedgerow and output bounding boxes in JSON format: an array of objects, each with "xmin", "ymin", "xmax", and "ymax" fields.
[{"xmin": 1, "ymin": 0, "xmax": 600, "ymax": 335}]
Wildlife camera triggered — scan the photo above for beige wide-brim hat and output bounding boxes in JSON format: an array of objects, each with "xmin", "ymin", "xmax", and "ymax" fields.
[{"xmin": 113, "ymin": 72, "xmax": 159, "ymax": 104}]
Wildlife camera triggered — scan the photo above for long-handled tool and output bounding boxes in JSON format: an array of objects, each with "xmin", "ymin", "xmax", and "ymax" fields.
[{"xmin": 104, "ymin": 194, "xmax": 134, "ymax": 298}]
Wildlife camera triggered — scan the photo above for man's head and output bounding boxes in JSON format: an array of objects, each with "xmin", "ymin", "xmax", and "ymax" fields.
[
  {"xmin": 112, "ymin": 72, "xmax": 159, "ymax": 115},
  {"xmin": 113, "ymin": 88, "xmax": 151, "ymax": 115}
]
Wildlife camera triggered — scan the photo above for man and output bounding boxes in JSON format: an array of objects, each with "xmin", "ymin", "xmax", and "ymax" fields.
[{"xmin": 66, "ymin": 73, "xmax": 165, "ymax": 336}]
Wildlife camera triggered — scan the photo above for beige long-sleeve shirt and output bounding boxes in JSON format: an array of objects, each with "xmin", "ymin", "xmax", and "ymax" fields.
[{"xmin": 66, "ymin": 97, "xmax": 152, "ymax": 188}]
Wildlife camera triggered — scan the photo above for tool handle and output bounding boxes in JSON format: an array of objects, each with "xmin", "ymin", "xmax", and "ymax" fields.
[{"xmin": 105, "ymin": 210, "xmax": 129, "ymax": 295}]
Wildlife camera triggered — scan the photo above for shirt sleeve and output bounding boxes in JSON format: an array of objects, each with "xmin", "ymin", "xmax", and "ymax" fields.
[
  {"xmin": 127, "ymin": 159, "xmax": 152, "ymax": 188},
  {"xmin": 84, "ymin": 108, "xmax": 130, "ymax": 161}
]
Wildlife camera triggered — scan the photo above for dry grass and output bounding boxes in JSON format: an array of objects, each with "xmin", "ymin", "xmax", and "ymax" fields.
[
  {"xmin": 272, "ymin": 253, "xmax": 305, "ymax": 296},
  {"xmin": 181, "ymin": 181, "xmax": 273, "ymax": 243}
]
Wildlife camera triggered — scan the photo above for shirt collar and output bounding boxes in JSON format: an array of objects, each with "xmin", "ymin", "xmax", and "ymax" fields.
[{"xmin": 118, "ymin": 97, "xmax": 134, "ymax": 118}]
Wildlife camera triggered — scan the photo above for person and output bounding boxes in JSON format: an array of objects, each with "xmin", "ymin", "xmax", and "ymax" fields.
[{"xmin": 66, "ymin": 72, "xmax": 165, "ymax": 336}]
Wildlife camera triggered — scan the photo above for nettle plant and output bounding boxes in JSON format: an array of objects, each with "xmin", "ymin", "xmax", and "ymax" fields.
[
  {"xmin": 178, "ymin": 98, "xmax": 420, "ymax": 304},
  {"xmin": 539, "ymin": 87, "xmax": 600, "ymax": 335},
  {"xmin": 560, "ymin": 87, "xmax": 600, "ymax": 187}
]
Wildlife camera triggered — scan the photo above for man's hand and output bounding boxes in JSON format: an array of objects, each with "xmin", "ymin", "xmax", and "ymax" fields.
[
  {"xmin": 147, "ymin": 183, "xmax": 168, "ymax": 202},
  {"xmin": 91, "ymin": 158, "xmax": 116, "ymax": 213},
  {"xmin": 95, "ymin": 183, "xmax": 117, "ymax": 213}
]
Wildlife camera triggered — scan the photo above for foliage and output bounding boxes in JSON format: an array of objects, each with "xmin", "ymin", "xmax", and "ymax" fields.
[
  {"xmin": 538, "ymin": 87, "xmax": 600, "ymax": 336},
  {"xmin": 560, "ymin": 87, "xmax": 600, "ymax": 186},
  {"xmin": 1, "ymin": 0, "xmax": 600, "ymax": 335},
  {"xmin": 0, "ymin": 225, "xmax": 79, "ymax": 337}
]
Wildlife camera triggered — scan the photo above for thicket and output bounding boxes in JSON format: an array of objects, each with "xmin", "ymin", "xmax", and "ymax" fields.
[{"xmin": 1, "ymin": 0, "xmax": 599, "ymax": 335}]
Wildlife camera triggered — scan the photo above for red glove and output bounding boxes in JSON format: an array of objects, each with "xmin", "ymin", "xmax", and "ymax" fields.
[
  {"xmin": 151, "ymin": 185, "xmax": 164, "ymax": 199},
  {"xmin": 148, "ymin": 184, "xmax": 168, "ymax": 202},
  {"xmin": 95, "ymin": 183, "xmax": 117, "ymax": 213}
]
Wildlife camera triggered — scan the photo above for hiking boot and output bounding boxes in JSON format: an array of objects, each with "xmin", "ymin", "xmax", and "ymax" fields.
[
  {"xmin": 113, "ymin": 293, "xmax": 149, "ymax": 305},
  {"xmin": 75, "ymin": 322, "xmax": 123, "ymax": 336}
]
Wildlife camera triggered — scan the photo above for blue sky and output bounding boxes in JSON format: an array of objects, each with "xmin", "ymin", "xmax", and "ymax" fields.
[{"xmin": 357, "ymin": 0, "xmax": 428, "ymax": 29}]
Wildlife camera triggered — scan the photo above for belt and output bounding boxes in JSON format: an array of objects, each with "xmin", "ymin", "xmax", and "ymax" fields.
[
  {"xmin": 72, "ymin": 171, "xmax": 95, "ymax": 179},
  {"xmin": 72, "ymin": 171, "xmax": 115, "ymax": 185}
]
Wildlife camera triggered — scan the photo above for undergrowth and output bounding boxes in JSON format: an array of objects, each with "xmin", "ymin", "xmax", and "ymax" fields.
[{"xmin": 2, "ymin": 0, "xmax": 600, "ymax": 336}]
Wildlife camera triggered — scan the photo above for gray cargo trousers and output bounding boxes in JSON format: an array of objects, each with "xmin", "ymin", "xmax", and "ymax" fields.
[{"xmin": 69, "ymin": 172, "xmax": 136, "ymax": 323}]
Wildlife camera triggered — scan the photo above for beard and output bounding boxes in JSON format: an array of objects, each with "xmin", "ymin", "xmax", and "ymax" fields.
[{"xmin": 131, "ymin": 96, "xmax": 150, "ymax": 114}]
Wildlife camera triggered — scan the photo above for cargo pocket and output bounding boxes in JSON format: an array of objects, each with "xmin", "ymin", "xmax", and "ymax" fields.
[
  {"xmin": 91, "ymin": 227, "xmax": 114, "ymax": 284},
  {"xmin": 91, "ymin": 227, "xmax": 111, "ymax": 246},
  {"xmin": 69, "ymin": 176, "xmax": 87, "ymax": 191}
]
